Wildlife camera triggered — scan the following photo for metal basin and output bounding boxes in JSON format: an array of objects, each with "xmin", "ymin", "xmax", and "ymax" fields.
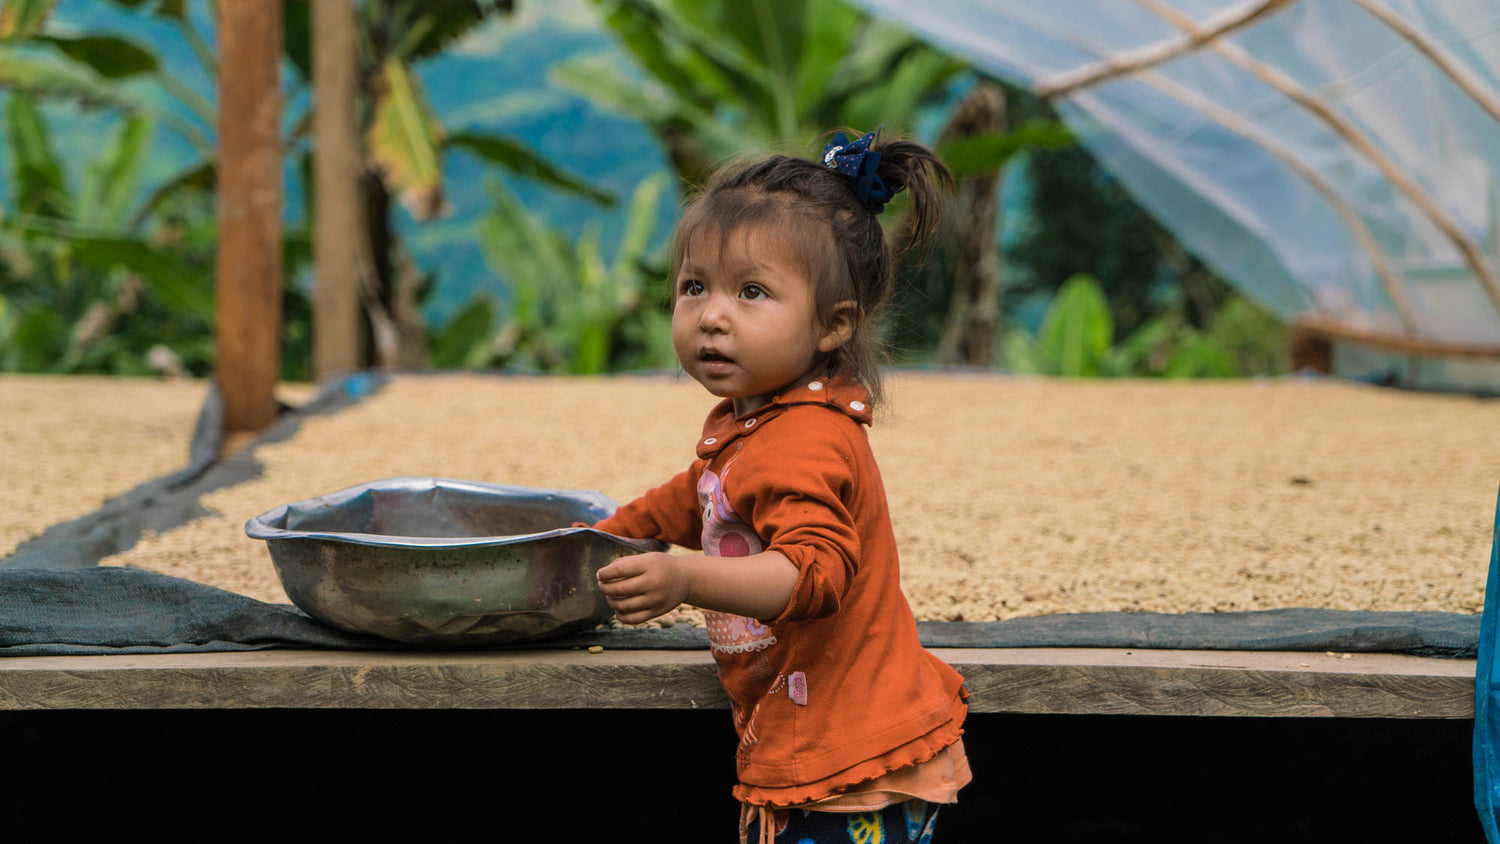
[{"xmin": 245, "ymin": 477, "xmax": 660, "ymax": 646}]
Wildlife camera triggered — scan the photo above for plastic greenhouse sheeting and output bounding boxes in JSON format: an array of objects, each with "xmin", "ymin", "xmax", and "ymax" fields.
[{"xmin": 849, "ymin": 0, "xmax": 1500, "ymax": 388}]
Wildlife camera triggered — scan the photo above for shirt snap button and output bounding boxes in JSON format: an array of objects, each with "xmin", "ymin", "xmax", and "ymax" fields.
[
  {"xmin": 849, "ymin": 400, "xmax": 866, "ymax": 412},
  {"xmin": 703, "ymin": 437, "xmax": 717, "ymax": 445},
  {"xmin": 808, "ymin": 381, "xmax": 824, "ymax": 391},
  {"xmin": 744, "ymin": 418, "xmax": 757, "ymax": 428}
]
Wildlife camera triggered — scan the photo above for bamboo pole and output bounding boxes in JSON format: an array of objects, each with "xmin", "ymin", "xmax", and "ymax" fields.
[
  {"xmin": 1292, "ymin": 313, "xmax": 1500, "ymax": 359},
  {"xmin": 1134, "ymin": 70, "xmax": 1419, "ymax": 334},
  {"xmin": 215, "ymin": 1, "xmax": 283, "ymax": 435},
  {"xmin": 1347, "ymin": 0, "xmax": 1500, "ymax": 127},
  {"xmin": 1035, "ymin": 0, "xmax": 1299, "ymax": 99},
  {"xmin": 1015, "ymin": 5, "xmax": 1418, "ymax": 332},
  {"xmin": 1131, "ymin": 0, "xmax": 1500, "ymax": 327},
  {"xmin": 312, "ymin": 0, "xmax": 361, "ymax": 377}
]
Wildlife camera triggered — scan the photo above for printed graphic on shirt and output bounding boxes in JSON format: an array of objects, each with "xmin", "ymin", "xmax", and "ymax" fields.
[
  {"xmin": 704, "ymin": 611, "xmax": 777, "ymax": 654},
  {"xmin": 787, "ymin": 670, "xmax": 808, "ymax": 706},
  {"xmin": 697, "ymin": 465, "xmax": 777, "ymax": 656},
  {"xmin": 697, "ymin": 464, "xmax": 760, "ymax": 560}
]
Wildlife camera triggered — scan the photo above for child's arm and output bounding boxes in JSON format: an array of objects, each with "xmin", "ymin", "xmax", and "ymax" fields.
[
  {"xmin": 596, "ymin": 550, "xmax": 798, "ymax": 624},
  {"xmin": 594, "ymin": 464, "xmax": 706, "ymax": 550}
]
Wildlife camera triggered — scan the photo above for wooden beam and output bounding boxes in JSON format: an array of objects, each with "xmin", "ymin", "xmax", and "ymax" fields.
[
  {"xmin": 0, "ymin": 648, "xmax": 1474, "ymax": 719},
  {"xmin": 215, "ymin": 1, "xmax": 283, "ymax": 433},
  {"xmin": 312, "ymin": 0, "xmax": 361, "ymax": 378},
  {"xmin": 1292, "ymin": 313, "xmax": 1500, "ymax": 360}
]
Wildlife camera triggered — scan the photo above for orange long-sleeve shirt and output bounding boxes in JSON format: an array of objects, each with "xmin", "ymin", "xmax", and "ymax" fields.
[{"xmin": 595, "ymin": 376, "xmax": 968, "ymax": 806}]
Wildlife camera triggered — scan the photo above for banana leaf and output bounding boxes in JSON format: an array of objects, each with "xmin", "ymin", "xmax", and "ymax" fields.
[
  {"xmin": 1163, "ymin": 334, "xmax": 1236, "ymax": 378},
  {"xmin": 1039, "ymin": 274, "xmax": 1113, "ymax": 377},
  {"xmin": 611, "ymin": 171, "xmax": 668, "ymax": 288},
  {"xmin": 0, "ymin": 0, "xmax": 55, "ymax": 40},
  {"xmin": 367, "ymin": 58, "xmax": 447, "ymax": 221},
  {"xmin": 388, "ymin": 0, "xmax": 513, "ymax": 64},
  {"xmin": 430, "ymin": 296, "xmax": 494, "ymax": 369},
  {"xmin": 610, "ymin": 0, "xmax": 768, "ymax": 106},
  {"xmin": 1, "ymin": 308, "xmax": 61, "ymax": 371},
  {"xmin": 105, "ymin": 0, "xmax": 185, "ymax": 19},
  {"xmin": 38, "ymin": 35, "xmax": 158, "ymax": 79},
  {"xmin": 5, "ymin": 95, "xmax": 69, "ymax": 218},
  {"xmin": 552, "ymin": 54, "xmax": 742, "ymax": 161},
  {"xmin": 68, "ymin": 236, "xmax": 212, "ymax": 319},
  {"xmin": 129, "ymin": 159, "xmax": 214, "ymax": 228},
  {"xmin": 0, "ymin": 46, "xmax": 210, "ymax": 154},
  {"xmin": 939, "ymin": 121, "xmax": 1077, "ymax": 178},
  {"xmin": 794, "ymin": 0, "xmax": 861, "ymax": 113},
  {"xmin": 596, "ymin": 0, "xmax": 719, "ymax": 107},
  {"xmin": 81, "ymin": 114, "xmax": 151, "ymax": 228},
  {"xmin": 446, "ymin": 131, "xmax": 614, "ymax": 207}
]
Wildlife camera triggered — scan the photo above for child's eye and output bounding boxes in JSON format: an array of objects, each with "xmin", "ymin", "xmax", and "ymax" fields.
[
  {"xmin": 740, "ymin": 284, "xmax": 766, "ymax": 300},
  {"xmin": 679, "ymin": 279, "xmax": 704, "ymax": 296}
]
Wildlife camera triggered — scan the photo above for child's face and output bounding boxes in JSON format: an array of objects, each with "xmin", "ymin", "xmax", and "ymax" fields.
[{"xmin": 672, "ymin": 224, "xmax": 849, "ymax": 417}]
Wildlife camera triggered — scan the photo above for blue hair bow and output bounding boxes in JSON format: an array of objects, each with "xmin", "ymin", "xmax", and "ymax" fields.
[{"xmin": 822, "ymin": 131, "xmax": 893, "ymax": 214}]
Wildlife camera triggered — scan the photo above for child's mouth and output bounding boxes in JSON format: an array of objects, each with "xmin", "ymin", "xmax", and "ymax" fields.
[{"xmin": 698, "ymin": 350, "xmax": 735, "ymax": 372}]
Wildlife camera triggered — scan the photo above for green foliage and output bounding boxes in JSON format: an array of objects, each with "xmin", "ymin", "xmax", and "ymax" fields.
[
  {"xmin": 37, "ymin": 34, "xmax": 159, "ymax": 78},
  {"xmin": 446, "ymin": 131, "xmax": 614, "ymax": 207},
  {"xmin": 1200, "ymin": 293, "xmax": 1290, "ymax": 375},
  {"xmin": 1007, "ymin": 142, "xmax": 1165, "ymax": 339},
  {"xmin": 6, "ymin": 95, "xmax": 68, "ymax": 217},
  {"xmin": 1, "ymin": 0, "xmax": 605, "ymax": 380},
  {"xmin": 570, "ymin": 2, "xmax": 1084, "ymax": 373},
  {"xmin": 1005, "ymin": 274, "xmax": 1270, "ymax": 378},
  {"xmin": 0, "ymin": 96, "xmax": 312, "ymax": 378},
  {"xmin": 936, "ymin": 119, "xmax": 1074, "ymax": 179},
  {"xmin": 0, "ymin": 1, "xmax": 234, "ymax": 377},
  {"xmin": 558, "ymin": 0, "xmax": 967, "ymax": 179},
  {"xmin": 1042, "ymin": 273, "xmax": 1112, "ymax": 376},
  {"xmin": 437, "ymin": 173, "xmax": 675, "ymax": 374},
  {"xmin": 281, "ymin": 0, "xmax": 590, "ymax": 227},
  {"xmin": 366, "ymin": 57, "xmax": 449, "ymax": 219},
  {"xmin": 0, "ymin": 0, "xmax": 57, "ymax": 40}
]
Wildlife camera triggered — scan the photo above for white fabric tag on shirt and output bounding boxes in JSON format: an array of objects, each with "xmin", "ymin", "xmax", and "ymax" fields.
[{"xmin": 788, "ymin": 671, "xmax": 808, "ymax": 706}]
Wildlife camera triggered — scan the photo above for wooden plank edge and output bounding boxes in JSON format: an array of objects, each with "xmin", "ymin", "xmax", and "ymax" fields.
[{"xmin": 0, "ymin": 648, "xmax": 1476, "ymax": 719}]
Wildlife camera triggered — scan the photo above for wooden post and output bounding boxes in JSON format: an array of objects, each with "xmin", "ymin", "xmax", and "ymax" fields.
[
  {"xmin": 1288, "ymin": 321, "xmax": 1333, "ymax": 374},
  {"xmin": 312, "ymin": 0, "xmax": 361, "ymax": 378},
  {"xmin": 216, "ymin": 0, "xmax": 283, "ymax": 434}
]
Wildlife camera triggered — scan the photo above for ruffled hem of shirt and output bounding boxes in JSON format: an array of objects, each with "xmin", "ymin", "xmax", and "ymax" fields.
[{"xmin": 732, "ymin": 704, "xmax": 967, "ymax": 809}]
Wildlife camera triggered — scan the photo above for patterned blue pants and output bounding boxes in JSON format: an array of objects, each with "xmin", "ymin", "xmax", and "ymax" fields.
[{"xmin": 742, "ymin": 799, "xmax": 941, "ymax": 843}]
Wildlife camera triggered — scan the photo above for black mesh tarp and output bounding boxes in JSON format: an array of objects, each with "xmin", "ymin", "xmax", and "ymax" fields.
[{"xmin": 0, "ymin": 566, "xmax": 1477, "ymax": 657}]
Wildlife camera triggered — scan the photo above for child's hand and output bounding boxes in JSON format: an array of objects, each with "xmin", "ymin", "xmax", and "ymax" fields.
[{"xmin": 596, "ymin": 552, "xmax": 690, "ymax": 625}]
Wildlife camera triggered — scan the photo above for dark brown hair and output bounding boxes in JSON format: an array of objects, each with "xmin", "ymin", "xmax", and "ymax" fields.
[{"xmin": 669, "ymin": 130, "xmax": 953, "ymax": 408}]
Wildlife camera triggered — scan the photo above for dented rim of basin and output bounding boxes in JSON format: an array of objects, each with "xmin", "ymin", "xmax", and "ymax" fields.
[{"xmin": 243, "ymin": 475, "xmax": 660, "ymax": 552}]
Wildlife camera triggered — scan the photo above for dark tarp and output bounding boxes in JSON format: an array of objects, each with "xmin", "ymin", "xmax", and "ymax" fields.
[{"xmin": 0, "ymin": 566, "xmax": 1478, "ymax": 658}]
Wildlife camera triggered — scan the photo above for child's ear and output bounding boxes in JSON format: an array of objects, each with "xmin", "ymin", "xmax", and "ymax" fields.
[{"xmin": 817, "ymin": 300, "xmax": 859, "ymax": 353}]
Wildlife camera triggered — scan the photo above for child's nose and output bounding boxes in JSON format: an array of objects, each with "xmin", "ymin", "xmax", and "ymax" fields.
[{"xmin": 698, "ymin": 294, "xmax": 731, "ymax": 332}]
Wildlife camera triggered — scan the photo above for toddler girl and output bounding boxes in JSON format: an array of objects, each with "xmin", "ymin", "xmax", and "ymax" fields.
[{"xmin": 593, "ymin": 129, "xmax": 970, "ymax": 844}]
